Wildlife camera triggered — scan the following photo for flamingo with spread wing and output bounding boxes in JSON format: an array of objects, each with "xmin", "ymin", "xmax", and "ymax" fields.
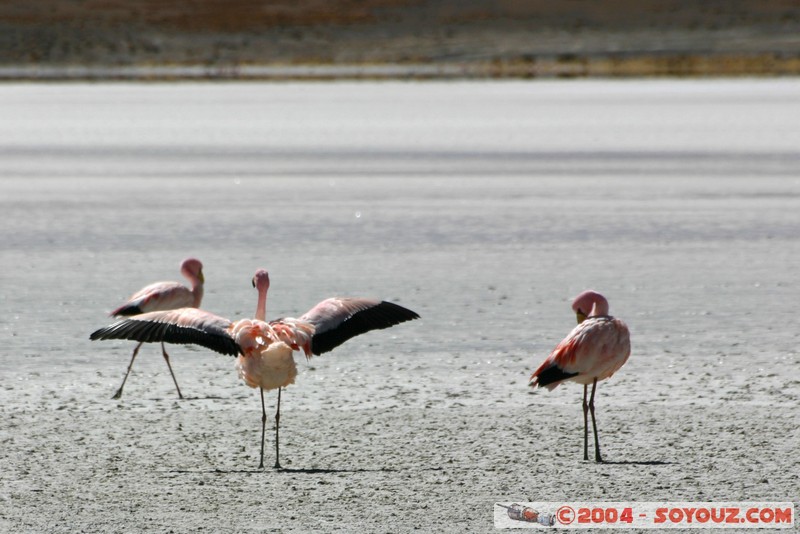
[{"xmin": 91, "ymin": 269, "xmax": 419, "ymax": 469}]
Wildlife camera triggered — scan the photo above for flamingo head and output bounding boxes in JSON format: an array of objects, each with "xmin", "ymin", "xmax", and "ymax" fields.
[
  {"xmin": 571, "ymin": 290, "xmax": 609, "ymax": 323},
  {"xmin": 180, "ymin": 258, "xmax": 204, "ymax": 284},
  {"xmin": 252, "ymin": 269, "xmax": 270, "ymax": 292}
]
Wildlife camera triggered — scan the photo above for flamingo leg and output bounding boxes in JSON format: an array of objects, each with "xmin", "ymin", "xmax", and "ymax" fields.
[
  {"xmin": 259, "ymin": 388, "xmax": 266, "ymax": 469},
  {"xmin": 160, "ymin": 342, "xmax": 184, "ymax": 399},
  {"xmin": 582, "ymin": 384, "xmax": 589, "ymax": 461},
  {"xmin": 112, "ymin": 341, "xmax": 144, "ymax": 399},
  {"xmin": 274, "ymin": 387, "xmax": 282, "ymax": 470},
  {"xmin": 588, "ymin": 378, "xmax": 603, "ymax": 463}
]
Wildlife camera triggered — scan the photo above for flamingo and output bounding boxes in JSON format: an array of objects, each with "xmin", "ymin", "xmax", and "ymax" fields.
[
  {"xmin": 106, "ymin": 257, "xmax": 204, "ymax": 400},
  {"xmin": 90, "ymin": 269, "xmax": 419, "ymax": 469},
  {"xmin": 529, "ymin": 290, "xmax": 630, "ymax": 462}
]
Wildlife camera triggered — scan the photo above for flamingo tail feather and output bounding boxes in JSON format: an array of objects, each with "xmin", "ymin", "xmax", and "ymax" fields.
[{"xmin": 530, "ymin": 364, "xmax": 579, "ymax": 390}]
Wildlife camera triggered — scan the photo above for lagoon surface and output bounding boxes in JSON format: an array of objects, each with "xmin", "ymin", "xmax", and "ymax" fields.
[{"xmin": 1, "ymin": 80, "xmax": 799, "ymax": 532}]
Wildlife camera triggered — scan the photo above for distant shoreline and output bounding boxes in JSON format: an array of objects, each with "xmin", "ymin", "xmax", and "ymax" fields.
[
  {"xmin": 5, "ymin": 1, "xmax": 799, "ymax": 81},
  {"xmin": 2, "ymin": 53, "xmax": 799, "ymax": 81}
]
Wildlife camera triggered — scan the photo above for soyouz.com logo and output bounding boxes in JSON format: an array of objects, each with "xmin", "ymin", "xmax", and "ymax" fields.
[{"xmin": 494, "ymin": 502, "xmax": 794, "ymax": 529}]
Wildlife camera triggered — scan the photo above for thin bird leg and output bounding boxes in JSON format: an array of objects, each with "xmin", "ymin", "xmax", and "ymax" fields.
[
  {"xmin": 589, "ymin": 378, "xmax": 603, "ymax": 463},
  {"xmin": 112, "ymin": 341, "xmax": 144, "ymax": 399},
  {"xmin": 160, "ymin": 342, "xmax": 184, "ymax": 399},
  {"xmin": 274, "ymin": 387, "xmax": 282, "ymax": 470},
  {"xmin": 582, "ymin": 384, "xmax": 589, "ymax": 461},
  {"xmin": 259, "ymin": 388, "xmax": 266, "ymax": 469}
]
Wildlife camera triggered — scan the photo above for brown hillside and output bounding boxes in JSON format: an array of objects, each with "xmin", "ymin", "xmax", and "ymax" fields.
[{"xmin": 2, "ymin": 0, "xmax": 799, "ymax": 76}]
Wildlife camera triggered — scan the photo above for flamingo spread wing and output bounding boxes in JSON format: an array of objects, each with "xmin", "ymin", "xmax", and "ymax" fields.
[
  {"xmin": 91, "ymin": 308, "xmax": 240, "ymax": 357},
  {"xmin": 299, "ymin": 297, "xmax": 421, "ymax": 355}
]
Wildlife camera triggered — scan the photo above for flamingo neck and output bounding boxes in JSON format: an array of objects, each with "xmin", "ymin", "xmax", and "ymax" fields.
[
  {"xmin": 192, "ymin": 284, "xmax": 204, "ymax": 308},
  {"xmin": 255, "ymin": 286, "xmax": 268, "ymax": 321},
  {"xmin": 589, "ymin": 295, "xmax": 609, "ymax": 317},
  {"xmin": 183, "ymin": 269, "xmax": 204, "ymax": 308}
]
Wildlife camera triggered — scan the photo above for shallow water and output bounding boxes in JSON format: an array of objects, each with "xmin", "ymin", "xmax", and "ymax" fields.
[{"xmin": 1, "ymin": 80, "xmax": 799, "ymax": 531}]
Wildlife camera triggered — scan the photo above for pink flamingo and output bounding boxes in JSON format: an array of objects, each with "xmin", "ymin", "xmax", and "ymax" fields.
[
  {"xmin": 106, "ymin": 257, "xmax": 204, "ymax": 400},
  {"xmin": 529, "ymin": 290, "xmax": 630, "ymax": 462},
  {"xmin": 91, "ymin": 269, "xmax": 419, "ymax": 469}
]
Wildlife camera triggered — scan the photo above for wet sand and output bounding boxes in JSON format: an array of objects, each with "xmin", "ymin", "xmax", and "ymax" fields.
[{"xmin": 1, "ymin": 80, "xmax": 799, "ymax": 532}]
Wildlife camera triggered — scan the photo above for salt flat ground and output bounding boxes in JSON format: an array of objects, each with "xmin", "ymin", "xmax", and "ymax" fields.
[{"xmin": 0, "ymin": 80, "xmax": 799, "ymax": 532}]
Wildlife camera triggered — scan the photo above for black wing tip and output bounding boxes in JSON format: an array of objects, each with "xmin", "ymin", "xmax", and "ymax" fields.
[
  {"xmin": 385, "ymin": 300, "xmax": 420, "ymax": 317},
  {"xmin": 90, "ymin": 323, "xmax": 120, "ymax": 341},
  {"xmin": 532, "ymin": 365, "xmax": 579, "ymax": 388},
  {"xmin": 375, "ymin": 300, "xmax": 421, "ymax": 323}
]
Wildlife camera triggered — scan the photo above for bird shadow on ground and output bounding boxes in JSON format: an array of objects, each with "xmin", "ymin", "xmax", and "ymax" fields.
[
  {"xmin": 599, "ymin": 460, "xmax": 675, "ymax": 466},
  {"xmin": 274, "ymin": 467, "xmax": 398, "ymax": 474},
  {"xmin": 277, "ymin": 466, "xmax": 446, "ymax": 475},
  {"xmin": 136, "ymin": 396, "xmax": 226, "ymax": 401},
  {"xmin": 169, "ymin": 466, "xmax": 446, "ymax": 475}
]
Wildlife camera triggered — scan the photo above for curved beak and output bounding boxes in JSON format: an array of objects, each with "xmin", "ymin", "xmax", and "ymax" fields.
[
  {"xmin": 576, "ymin": 311, "xmax": 587, "ymax": 324},
  {"xmin": 198, "ymin": 270, "xmax": 205, "ymax": 284}
]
